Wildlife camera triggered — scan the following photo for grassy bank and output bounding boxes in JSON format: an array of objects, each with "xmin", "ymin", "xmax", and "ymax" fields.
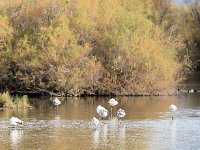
[{"xmin": 0, "ymin": 91, "xmax": 30, "ymax": 108}]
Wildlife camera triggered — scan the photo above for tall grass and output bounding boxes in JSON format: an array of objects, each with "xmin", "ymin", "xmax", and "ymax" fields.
[{"xmin": 0, "ymin": 91, "xmax": 30, "ymax": 108}]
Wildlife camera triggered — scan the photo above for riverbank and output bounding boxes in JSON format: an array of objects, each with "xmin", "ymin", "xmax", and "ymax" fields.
[
  {"xmin": 10, "ymin": 89, "xmax": 176, "ymax": 97},
  {"xmin": 0, "ymin": 91, "xmax": 31, "ymax": 108}
]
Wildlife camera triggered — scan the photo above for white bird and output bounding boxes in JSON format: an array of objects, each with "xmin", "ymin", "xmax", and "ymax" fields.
[
  {"xmin": 96, "ymin": 105, "xmax": 103, "ymax": 114},
  {"xmin": 108, "ymin": 98, "xmax": 118, "ymax": 118},
  {"xmin": 10, "ymin": 117, "xmax": 23, "ymax": 126},
  {"xmin": 117, "ymin": 109, "xmax": 126, "ymax": 118},
  {"xmin": 188, "ymin": 89, "xmax": 197, "ymax": 93},
  {"xmin": 92, "ymin": 117, "xmax": 100, "ymax": 126},
  {"xmin": 53, "ymin": 97, "xmax": 61, "ymax": 106},
  {"xmin": 96, "ymin": 105, "xmax": 108, "ymax": 119},
  {"xmin": 169, "ymin": 104, "xmax": 177, "ymax": 120},
  {"xmin": 108, "ymin": 98, "xmax": 118, "ymax": 107}
]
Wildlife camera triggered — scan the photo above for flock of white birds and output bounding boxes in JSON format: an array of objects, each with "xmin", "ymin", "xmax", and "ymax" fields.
[
  {"xmin": 9, "ymin": 97, "xmax": 177, "ymax": 126},
  {"xmin": 92, "ymin": 98, "xmax": 126, "ymax": 126}
]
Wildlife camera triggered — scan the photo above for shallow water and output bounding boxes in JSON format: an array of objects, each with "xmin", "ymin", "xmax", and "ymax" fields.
[{"xmin": 1, "ymin": 95, "xmax": 200, "ymax": 150}]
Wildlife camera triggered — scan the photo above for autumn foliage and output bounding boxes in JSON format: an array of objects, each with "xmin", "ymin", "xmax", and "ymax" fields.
[{"xmin": 0, "ymin": 0, "xmax": 191, "ymax": 96}]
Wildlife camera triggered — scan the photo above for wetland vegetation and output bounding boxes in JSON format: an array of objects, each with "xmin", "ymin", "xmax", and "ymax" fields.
[
  {"xmin": 0, "ymin": 0, "xmax": 200, "ymax": 96},
  {"xmin": 0, "ymin": 91, "xmax": 30, "ymax": 108}
]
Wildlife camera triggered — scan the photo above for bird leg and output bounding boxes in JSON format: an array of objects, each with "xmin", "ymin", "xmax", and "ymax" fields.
[
  {"xmin": 110, "ymin": 107, "xmax": 113, "ymax": 118},
  {"xmin": 98, "ymin": 117, "xmax": 104, "ymax": 124},
  {"xmin": 54, "ymin": 106, "xmax": 58, "ymax": 111},
  {"xmin": 118, "ymin": 118, "xmax": 123, "ymax": 125}
]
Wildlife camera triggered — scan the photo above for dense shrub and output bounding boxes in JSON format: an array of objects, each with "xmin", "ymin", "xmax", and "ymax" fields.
[{"xmin": 0, "ymin": 0, "xmax": 191, "ymax": 96}]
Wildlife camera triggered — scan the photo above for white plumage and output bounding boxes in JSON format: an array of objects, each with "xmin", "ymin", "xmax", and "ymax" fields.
[
  {"xmin": 96, "ymin": 105, "xmax": 108, "ymax": 118},
  {"xmin": 53, "ymin": 97, "xmax": 61, "ymax": 106},
  {"xmin": 92, "ymin": 117, "xmax": 100, "ymax": 126},
  {"xmin": 188, "ymin": 89, "xmax": 196, "ymax": 93},
  {"xmin": 169, "ymin": 104, "xmax": 177, "ymax": 112},
  {"xmin": 96, "ymin": 105, "xmax": 103, "ymax": 114},
  {"xmin": 169, "ymin": 104, "xmax": 177, "ymax": 120},
  {"xmin": 10, "ymin": 117, "xmax": 23, "ymax": 126},
  {"xmin": 108, "ymin": 98, "xmax": 118, "ymax": 118},
  {"xmin": 108, "ymin": 98, "xmax": 118, "ymax": 107},
  {"xmin": 117, "ymin": 109, "xmax": 126, "ymax": 118}
]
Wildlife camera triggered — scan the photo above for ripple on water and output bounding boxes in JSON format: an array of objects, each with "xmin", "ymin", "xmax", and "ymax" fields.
[{"xmin": 1, "ymin": 110, "xmax": 200, "ymax": 150}]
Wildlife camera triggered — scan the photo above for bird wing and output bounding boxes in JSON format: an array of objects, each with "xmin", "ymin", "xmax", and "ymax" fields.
[{"xmin": 10, "ymin": 117, "xmax": 23, "ymax": 124}]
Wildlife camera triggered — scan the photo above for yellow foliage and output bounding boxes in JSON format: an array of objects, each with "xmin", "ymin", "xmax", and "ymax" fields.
[{"xmin": 0, "ymin": 0, "xmax": 190, "ymax": 95}]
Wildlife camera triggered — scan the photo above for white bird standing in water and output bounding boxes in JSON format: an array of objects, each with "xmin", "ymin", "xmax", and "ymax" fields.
[
  {"xmin": 92, "ymin": 117, "xmax": 100, "ymax": 126},
  {"xmin": 10, "ymin": 117, "xmax": 23, "ymax": 126},
  {"xmin": 96, "ymin": 105, "xmax": 108, "ymax": 120},
  {"xmin": 117, "ymin": 109, "xmax": 126, "ymax": 124},
  {"xmin": 108, "ymin": 98, "xmax": 118, "ymax": 117},
  {"xmin": 53, "ymin": 97, "xmax": 61, "ymax": 106},
  {"xmin": 169, "ymin": 104, "xmax": 177, "ymax": 120},
  {"xmin": 117, "ymin": 109, "xmax": 126, "ymax": 118}
]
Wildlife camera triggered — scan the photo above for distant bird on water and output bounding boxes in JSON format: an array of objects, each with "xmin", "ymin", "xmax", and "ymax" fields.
[
  {"xmin": 96, "ymin": 105, "xmax": 108, "ymax": 120},
  {"xmin": 188, "ymin": 89, "xmax": 197, "ymax": 93},
  {"xmin": 169, "ymin": 104, "xmax": 177, "ymax": 120},
  {"xmin": 108, "ymin": 98, "xmax": 118, "ymax": 117},
  {"xmin": 10, "ymin": 117, "xmax": 23, "ymax": 126},
  {"xmin": 53, "ymin": 97, "xmax": 61, "ymax": 106}
]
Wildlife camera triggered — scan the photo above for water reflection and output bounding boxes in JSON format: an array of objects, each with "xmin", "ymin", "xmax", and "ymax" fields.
[
  {"xmin": 92, "ymin": 118, "xmax": 127, "ymax": 150},
  {"xmin": 118, "ymin": 123, "xmax": 126, "ymax": 139},
  {"xmin": 1, "ymin": 94, "xmax": 200, "ymax": 149},
  {"xmin": 93, "ymin": 124, "xmax": 108, "ymax": 149},
  {"xmin": 28, "ymin": 96, "xmax": 187, "ymax": 120},
  {"xmin": 170, "ymin": 121, "xmax": 177, "ymax": 149},
  {"xmin": 109, "ymin": 117, "xmax": 118, "ymax": 125},
  {"xmin": 10, "ymin": 129, "xmax": 23, "ymax": 150},
  {"xmin": 53, "ymin": 107, "xmax": 62, "ymax": 128}
]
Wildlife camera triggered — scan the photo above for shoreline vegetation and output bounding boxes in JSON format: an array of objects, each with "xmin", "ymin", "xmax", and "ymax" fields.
[
  {"xmin": 0, "ymin": 0, "xmax": 200, "ymax": 96},
  {"xmin": 0, "ymin": 91, "xmax": 30, "ymax": 108},
  {"xmin": 11, "ymin": 89, "xmax": 176, "ymax": 97}
]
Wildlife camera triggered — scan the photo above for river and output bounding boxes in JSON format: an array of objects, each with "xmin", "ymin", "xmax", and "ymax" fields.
[{"xmin": 1, "ymin": 73, "xmax": 200, "ymax": 149}]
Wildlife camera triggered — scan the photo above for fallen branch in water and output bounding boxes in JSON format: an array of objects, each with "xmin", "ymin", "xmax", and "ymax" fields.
[{"xmin": 11, "ymin": 88, "xmax": 64, "ymax": 97}]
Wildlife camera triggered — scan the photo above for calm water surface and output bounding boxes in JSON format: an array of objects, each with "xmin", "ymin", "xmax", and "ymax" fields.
[{"xmin": 1, "ymin": 94, "xmax": 200, "ymax": 150}]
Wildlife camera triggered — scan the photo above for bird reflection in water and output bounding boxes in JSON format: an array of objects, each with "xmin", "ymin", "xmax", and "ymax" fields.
[
  {"xmin": 92, "ymin": 118, "xmax": 126, "ymax": 149},
  {"xmin": 118, "ymin": 123, "xmax": 126, "ymax": 149},
  {"xmin": 10, "ymin": 129, "xmax": 23, "ymax": 150},
  {"xmin": 93, "ymin": 123, "xmax": 108, "ymax": 149},
  {"xmin": 51, "ymin": 108, "xmax": 62, "ymax": 129},
  {"xmin": 170, "ymin": 120, "xmax": 177, "ymax": 149}
]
